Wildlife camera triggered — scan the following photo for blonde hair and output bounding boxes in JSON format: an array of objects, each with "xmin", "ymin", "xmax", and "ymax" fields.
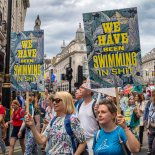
[{"xmin": 55, "ymin": 91, "xmax": 75, "ymax": 114}]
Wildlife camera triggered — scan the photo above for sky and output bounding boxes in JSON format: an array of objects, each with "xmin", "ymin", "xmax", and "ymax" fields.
[{"xmin": 24, "ymin": 0, "xmax": 155, "ymax": 58}]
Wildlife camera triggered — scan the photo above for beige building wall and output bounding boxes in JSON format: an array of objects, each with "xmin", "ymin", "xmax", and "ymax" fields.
[
  {"xmin": 52, "ymin": 24, "xmax": 89, "ymax": 92},
  {"xmin": 12, "ymin": 0, "xmax": 30, "ymax": 32},
  {"xmin": 142, "ymin": 48, "xmax": 155, "ymax": 84},
  {"xmin": 0, "ymin": 0, "xmax": 7, "ymax": 21},
  {"xmin": 0, "ymin": 0, "xmax": 30, "ymax": 98}
]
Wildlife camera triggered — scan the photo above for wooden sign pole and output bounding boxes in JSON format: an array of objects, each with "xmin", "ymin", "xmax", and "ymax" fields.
[
  {"xmin": 25, "ymin": 91, "xmax": 29, "ymax": 114},
  {"xmin": 26, "ymin": 91, "xmax": 29, "ymax": 101},
  {"xmin": 115, "ymin": 87, "xmax": 121, "ymax": 114}
]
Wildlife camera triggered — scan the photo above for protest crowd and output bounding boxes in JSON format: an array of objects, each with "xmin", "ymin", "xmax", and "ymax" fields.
[{"xmin": 0, "ymin": 80, "xmax": 155, "ymax": 155}]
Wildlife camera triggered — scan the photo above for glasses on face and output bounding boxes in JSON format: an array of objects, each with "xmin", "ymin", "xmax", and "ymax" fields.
[{"xmin": 53, "ymin": 98, "xmax": 62, "ymax": 103}]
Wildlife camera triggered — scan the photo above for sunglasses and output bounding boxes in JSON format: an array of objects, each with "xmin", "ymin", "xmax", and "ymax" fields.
[{"xmin": 53, "ymin": 98, "xmax": 62, "ymax": 103}]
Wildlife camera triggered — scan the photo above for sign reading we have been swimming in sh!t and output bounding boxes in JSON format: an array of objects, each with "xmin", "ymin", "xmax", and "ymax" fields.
[
  {"xmin": 10, "ymin": 30, "xmax": 44, "ymax": 91},
  {"xmin": 83, "ymin": 7, "xmax": 143, "ymax": 88}
]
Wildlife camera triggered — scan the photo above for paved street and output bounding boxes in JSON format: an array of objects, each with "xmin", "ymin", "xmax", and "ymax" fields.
[
  {"xmin": 137, "ymin": 131, "xmax": 148, "ymax": 155},
  {"xmin": 0, "ymin": 145, "xmax": 43, "ymax": 155}
]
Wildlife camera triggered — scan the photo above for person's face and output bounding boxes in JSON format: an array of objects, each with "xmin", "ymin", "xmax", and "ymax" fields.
[
  {"xmin": 79, "ymin": 87, "xmax": 91, "ymax": 98},
  {"xmin": 53, "ymin": 95, "xmax": 65, "ymax": 112},
  {"xmin": 135, "ymin": 95, "xmax": 139, "ymax": 102},
  {"xmin": 133, "ymin": 92, "xmax": 138, "ymax": 96},
  {"xmin": 75, "ymin": 89, "xmax": 82, "ymax": 99},
  {"xmin": 106, "ymin": 96, "xmax": 113, "ymax": 102},
  {"xmin": 11, "ymin": 104, "xmax": 18, "ymax": 110},
  {"xmin": 119, "ymin": 91, "xmax": 124, "ymax": 96},
  {"xmin": 97, "ymin": 105, "xmax": 115, "ymax": 126},
  {"xmin": 128, "ymin": 97, "xmax": 135, "ymax": 105}
]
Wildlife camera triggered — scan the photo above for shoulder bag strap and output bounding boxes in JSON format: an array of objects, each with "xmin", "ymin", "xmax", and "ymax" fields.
[
  {"xmin": 50, "ymin": 116, "xmax": 57, "ymax": 127},
  {"xmin": 78, "ymin": 101, "xmax": 83, "ymax": 113},
  {"xmin": 96, "ymin": 130, "xmax": 100, "ymax": 142},
  {"xmin": 118, "ymin": 128, "xmax": 129, "ymax": 155},
  {"xmin": 64, "ymin": 114, "xmax": 77, "ymax": 153}
]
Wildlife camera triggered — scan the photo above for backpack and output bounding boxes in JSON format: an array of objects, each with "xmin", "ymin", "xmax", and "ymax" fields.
[
  {"xmin": 19, "ymin": 108, "xmax": 25, "ymax": 121},
  {"xmin": 50, "ymin": 114, "xmax": 88, "ymax": 154},
  {"xmin": 75, "ymin": 99, "xmax": 84, "ymax": 110}
]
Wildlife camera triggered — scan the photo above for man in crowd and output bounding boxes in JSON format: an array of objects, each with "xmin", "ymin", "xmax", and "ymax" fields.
[
  {"xmin": 146, "ymin": 89, "xmax": 155, "ymax": 155},
  {"xmin": 78, "ymin": 81, "xmax": 99, "ymax": 155}
]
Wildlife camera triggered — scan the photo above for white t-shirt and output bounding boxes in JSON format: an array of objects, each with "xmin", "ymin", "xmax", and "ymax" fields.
[{"xmin": 78, "ymin": 99, "xmax": 99, "ymax": 139}]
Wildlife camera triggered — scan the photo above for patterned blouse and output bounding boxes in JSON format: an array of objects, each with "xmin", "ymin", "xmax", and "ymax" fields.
[{"xmin": 43, "ymin": 114, "xmax": 85, "ymax": 155}]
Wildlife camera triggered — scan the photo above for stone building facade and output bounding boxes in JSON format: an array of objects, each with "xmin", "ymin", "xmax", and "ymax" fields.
[
  {"xmin": 142, "ymin": 48, "xmax": 155, "ymax": 84},
  {"xmin": 52, "ymin": 23, "xmax": 89, "ymax": 92},
  {"xmin": 0, "ymin": 0, "xmax": 29, "ymax": 98}
]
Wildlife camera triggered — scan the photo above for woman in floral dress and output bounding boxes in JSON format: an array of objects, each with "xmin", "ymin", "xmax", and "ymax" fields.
[
  {"xmin": 24, "ymin": 93, "xmax": 41, "ymax": 155},
  {"xmin": 25, "ymin": 91, "xmax": 86, "ymax": 155}
]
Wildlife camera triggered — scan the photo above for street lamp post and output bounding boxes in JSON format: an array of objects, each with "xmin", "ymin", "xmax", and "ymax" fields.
[
  {"xmin": 69, "ymin": 57, "xmax": 72, "ymax": 93},
  {"xmin": 2, "ymin": 0, "xmax": 12, "ymax": 146}
]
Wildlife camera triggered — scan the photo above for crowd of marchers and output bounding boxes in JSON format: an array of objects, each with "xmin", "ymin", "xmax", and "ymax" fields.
[{"xmin": 0, "ymin": 81, "xmax": 155, "ymax": 155}]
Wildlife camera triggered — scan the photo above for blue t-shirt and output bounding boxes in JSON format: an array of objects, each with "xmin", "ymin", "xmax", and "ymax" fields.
[{"xmin": 93, "ymin": 126, "xmax": 128, "ymax": 155}]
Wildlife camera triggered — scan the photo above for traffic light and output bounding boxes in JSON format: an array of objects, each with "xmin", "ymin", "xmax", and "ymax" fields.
[
  {"xmin": 78, "ymin": 65, "xmax": 83, "ymax": 86},
  {"xmin": 66, "ymin": 67, "xmax": 73, "ymax": 81}
]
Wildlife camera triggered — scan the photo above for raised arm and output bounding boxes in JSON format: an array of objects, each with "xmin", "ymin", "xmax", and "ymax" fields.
[
  {"xmin": 25, "ymin": 113, "xmax": 47, "ymax": 145},
  {"xmin": 117, "ymin": 114, "xmax": 140, "ymax": 153},
  {"xmin": 124, "ymin": 127, "xmax": 140, "ymax": 153}
]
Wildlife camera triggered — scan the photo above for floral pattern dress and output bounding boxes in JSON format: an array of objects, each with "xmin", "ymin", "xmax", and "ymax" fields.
[
  {"xmin": 43, "ymin": 114, "xmax": 85, "ymax": 155},
  {"xmin": 25, "ymin": 105, "xmax": 41, "ymax": 155}
]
